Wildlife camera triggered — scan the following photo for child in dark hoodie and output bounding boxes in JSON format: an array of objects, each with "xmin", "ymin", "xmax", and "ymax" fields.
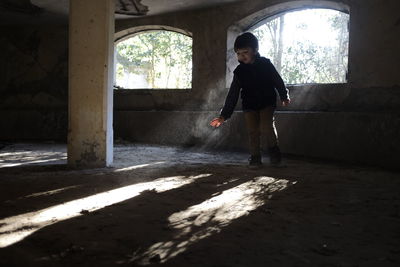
[{"xmin": 210, "ymin": 32, "xmax": 290, "ymax": 168}]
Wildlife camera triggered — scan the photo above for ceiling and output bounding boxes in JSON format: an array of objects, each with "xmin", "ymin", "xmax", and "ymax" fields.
[
  {"xmin": 143, "ymin": 0, "xmax": 241, "ymax": 16},
  {"xmin": 0, "ymin": 0, "xmax": 242, "ymax": 24}
]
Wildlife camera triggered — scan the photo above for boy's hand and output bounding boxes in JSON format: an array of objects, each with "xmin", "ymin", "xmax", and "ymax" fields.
[
  {"xmin": 281, "ymin": 99, "xmax": 291, "ymax": 106},
  {"xmin": 210, "ymin": 117, "xmax": 225, "ymax": 128}
]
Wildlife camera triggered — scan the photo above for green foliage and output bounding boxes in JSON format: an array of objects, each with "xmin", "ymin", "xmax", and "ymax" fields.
[
  {"xmin": 115, "ymin": 30, "xmax": 192, "ymax": 89},
  {"xmin": 252, "ymin": 9, "xmax": 349, "ymax": 85}
]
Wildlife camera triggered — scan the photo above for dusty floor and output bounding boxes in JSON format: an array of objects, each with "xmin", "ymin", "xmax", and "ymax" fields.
[{"xmin": 0, "ymin": 143, "xmax": 399, "ymax": 267}]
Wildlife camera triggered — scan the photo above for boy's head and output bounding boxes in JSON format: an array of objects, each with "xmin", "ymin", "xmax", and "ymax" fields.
[{"xmin": 234, "ymin": 32, "xmax": 259, "ymax": 64}]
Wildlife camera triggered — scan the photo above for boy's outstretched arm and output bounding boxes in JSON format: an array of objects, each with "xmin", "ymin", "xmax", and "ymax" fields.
[
  {"xmin": 266, "ymin": 60, "xmax": 290, "ymax": 106},
  {"xmin": 210, "ymin": 75, "xmax": 241, "ymax": 128}
]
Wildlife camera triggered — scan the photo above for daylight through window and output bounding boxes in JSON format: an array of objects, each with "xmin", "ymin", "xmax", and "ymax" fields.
[
  {"xmin": 250, "ymin": 8, "xmax": 349, "ymax": 84},
  {"xmin": 114, "ymin": 30, "xmax": 192, "ymax": 89}
]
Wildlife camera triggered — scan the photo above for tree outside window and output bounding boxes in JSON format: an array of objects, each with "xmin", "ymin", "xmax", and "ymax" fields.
[
  {"xmin": 115, "ymin": 30, "xmax": 192, "ymax": 89},
  {"xmin": 251, "ymin": 9, "xmax": 349, "ymax": 84}
]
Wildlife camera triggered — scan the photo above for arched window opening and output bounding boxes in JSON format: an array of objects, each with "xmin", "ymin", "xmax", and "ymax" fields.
[
  {"xmin": 114, "ymin": 30, "xmax": 192, "ymax": 89},
  {"xmin": 250, "ymin": 8, "xmax": 349, "ymax": 85}
]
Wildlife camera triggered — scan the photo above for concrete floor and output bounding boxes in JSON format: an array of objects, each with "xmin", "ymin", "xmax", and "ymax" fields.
[{"xmin": 0, "ymin": 143, "xmax": 399, "ymax": 266}]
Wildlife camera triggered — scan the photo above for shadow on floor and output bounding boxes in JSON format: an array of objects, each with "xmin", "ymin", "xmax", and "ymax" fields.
[{"xmin": 0, "ymin": 145, "xmax": 400, "ymax": 267}]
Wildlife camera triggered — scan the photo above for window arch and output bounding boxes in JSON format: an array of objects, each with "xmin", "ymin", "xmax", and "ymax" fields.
[
  {"xmin": 250, "ymin": 8, "xmax": 349, "ymax": 84},
  {"xmin": 226, "ymin": 1, "xmax": 350, "ymax": 86},
  {"xmin": 114, "ymin": 27, "xmax": 192, "ymax": 89}
]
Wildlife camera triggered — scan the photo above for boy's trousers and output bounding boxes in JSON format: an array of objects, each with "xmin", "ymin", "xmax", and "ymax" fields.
[{"xmin": 244, "ymin": 106, "xmax": 278, "ymax": 156}]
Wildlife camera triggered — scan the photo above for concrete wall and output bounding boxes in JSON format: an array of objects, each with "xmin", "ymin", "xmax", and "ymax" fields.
[
  {"xmin": 0, "ymin": 25, "xmax": 68, "ymax": 141},
  {"xmin": 113, "ymin": 0, "xmax": 400, "ymax": 168},
  {"xmin": 1, "ymin": 0, "xmax": 400, "ymax": 168}
]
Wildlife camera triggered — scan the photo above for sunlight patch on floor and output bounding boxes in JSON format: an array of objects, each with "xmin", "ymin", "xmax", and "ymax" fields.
[
  {"xmin": 130, "ymin": 176, "xmax": 291, "ymax": 265},
  {"xmin": 0, "ymin": 174, "xmax": 211, "ymax": 248},
  {"xmin": 113, "ymin": 161, "xmax": 166, "ymax": 172},
  {"xmin": 0, "ymin": 150, "xmax": 67, "ymax": 168},
  {"xmin": 0, "ymin": 157, "xmax": 68, "ymax": 168},
  {"xmin": 21, "ymin": 185, "xmax": 81, "ymax": 199}
]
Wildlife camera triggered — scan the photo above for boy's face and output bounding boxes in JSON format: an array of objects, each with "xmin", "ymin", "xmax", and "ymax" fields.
[{"xmin": 236, "ymin": 47, "xmax": 258, "ymax": 64}]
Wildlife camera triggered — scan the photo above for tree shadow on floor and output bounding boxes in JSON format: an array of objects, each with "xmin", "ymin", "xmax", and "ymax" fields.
[
  {"xmin": 1, "ymin": 161, "xmax": 399, "ymax": 267},
  {"xmin": 0, "ymin": 161, "xmax": 197, "ymax": 218}
]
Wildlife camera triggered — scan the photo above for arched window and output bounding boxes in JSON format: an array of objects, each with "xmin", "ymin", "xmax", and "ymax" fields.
[
  {"xmin": 114, "ymin": 30, "xmax": 192, "ymax": 89},
  {"xmin": 249, "ymin": 8, "xmax": 349, "ymax": 84}
]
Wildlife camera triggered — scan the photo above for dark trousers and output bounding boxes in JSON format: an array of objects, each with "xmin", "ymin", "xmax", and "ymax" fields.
[{"xmin": 244, "ymin": 106, "xmax": 278, "ymax": 156}]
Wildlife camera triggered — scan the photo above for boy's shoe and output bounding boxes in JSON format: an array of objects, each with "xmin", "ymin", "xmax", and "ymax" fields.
[
  {"xmin": 248, "ymin": 155, "xmax": 262, "ymax": 169},
  {"xmin": 268, "ymin": 146, "xmax": 282, "ymax": 166}
]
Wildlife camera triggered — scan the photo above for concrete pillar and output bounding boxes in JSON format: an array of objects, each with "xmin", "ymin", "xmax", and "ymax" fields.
[{"xmin": 68, "ymin": 0, "xmax": 114, "ymax": 168}]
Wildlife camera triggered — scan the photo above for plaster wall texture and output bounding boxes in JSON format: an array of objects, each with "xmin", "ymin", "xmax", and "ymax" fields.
[
  {"xmin": 0, "ymin": 0, "xmax": 399, "ymax": 168},
  {"xmin": 114, "ymin": 110, "xmax": 400, "ymax": 169},
  {"xmin": 0, "ymin": 25, "xmax": 68, "ymax": 141}
]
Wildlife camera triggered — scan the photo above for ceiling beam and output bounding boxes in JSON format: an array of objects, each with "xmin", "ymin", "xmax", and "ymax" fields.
[{"xmin": 115, "ymin": 0, "xmax": 149, "ymax": 16}]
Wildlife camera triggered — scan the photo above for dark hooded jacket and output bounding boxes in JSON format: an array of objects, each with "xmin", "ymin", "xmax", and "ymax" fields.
[{"xmin": 220, "ymin": 53, "xmax": 289, "ymax": 120}]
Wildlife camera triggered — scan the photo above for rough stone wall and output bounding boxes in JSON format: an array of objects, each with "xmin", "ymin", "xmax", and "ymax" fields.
[{"xmin": 0, "ymin": 25, "xmax": 68, "ymax": 141}]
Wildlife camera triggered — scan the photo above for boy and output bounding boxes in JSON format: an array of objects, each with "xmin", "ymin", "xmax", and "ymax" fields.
[{"xmin": 210, "ymin": 32, "xmax": 290, "ymax": 168}]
